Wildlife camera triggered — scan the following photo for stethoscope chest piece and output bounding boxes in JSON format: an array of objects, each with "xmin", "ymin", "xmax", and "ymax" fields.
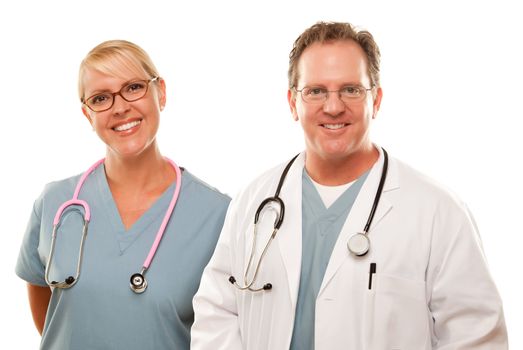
[
  {"xmin": 130, "ymin": 273, "xmax": 148, "ymax": 294},
  {"xmin": 347, "ymin": 232, "xmax": 370, "ymax": 256}
]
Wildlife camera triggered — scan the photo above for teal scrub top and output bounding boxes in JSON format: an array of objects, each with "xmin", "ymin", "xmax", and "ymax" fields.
[
  {"xmin": 16, "ymin": 164, "xmax": 230, "ymax": 350},
  {"xmin": 290, "ymin": 170, "xmax": 368, "ymax": 350}
]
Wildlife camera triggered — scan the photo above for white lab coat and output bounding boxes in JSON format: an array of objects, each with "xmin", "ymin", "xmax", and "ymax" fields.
[{"xmin": 192, "ymin": 149, "xmax": 507, "ymax": 349}]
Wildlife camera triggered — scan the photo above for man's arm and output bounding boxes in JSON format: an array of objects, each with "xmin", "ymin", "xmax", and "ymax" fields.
[
  {"xmin": 427, "ymin": 202, "xmax": 507, "ymax": 349},
  {"xmin": 191, "ymin": 203, "xmax": 244, "ymax": 350}
]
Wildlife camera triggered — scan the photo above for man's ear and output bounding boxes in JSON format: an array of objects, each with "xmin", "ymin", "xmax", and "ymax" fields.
[
  {"xmin": 372, "ymin": 87, "xmax": 383, "ymax": 119},
  {"xmin": 287, "ymin": 89, "xmax": 299, "ymax": 121}
]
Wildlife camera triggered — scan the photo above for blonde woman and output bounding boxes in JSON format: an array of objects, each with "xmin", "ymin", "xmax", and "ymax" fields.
[{"xmin": 16, "ymin": 40, "xmax": 230, "ymax": 349}]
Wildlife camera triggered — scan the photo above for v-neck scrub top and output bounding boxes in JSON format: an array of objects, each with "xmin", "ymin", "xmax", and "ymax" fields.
[
  {"xmin": 16, "ymin": 164, "xmax": 231, "ymax": 350},
  {"xmin": 290, "ymin": 170, "xmax": 368, "ymax": 350}
]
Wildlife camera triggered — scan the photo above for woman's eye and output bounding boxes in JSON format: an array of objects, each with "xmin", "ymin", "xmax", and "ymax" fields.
[
  {"xmin": 126, "ymin": 82, "xmax": 146, "ymax": 93},
  {"xmin": 90, "ymin": 94, "xmax": 109, "ymax": 105}
]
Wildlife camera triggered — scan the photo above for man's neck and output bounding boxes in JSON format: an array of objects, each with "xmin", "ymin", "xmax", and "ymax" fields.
[{"xmin": 305, "ymin": 145, "xmax": 379, "ymax": 186}]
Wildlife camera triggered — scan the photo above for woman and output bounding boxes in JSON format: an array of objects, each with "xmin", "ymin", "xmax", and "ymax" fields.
[{"xmin": 16, "ymin": 40, "xmax": 230, "ymax": 349}]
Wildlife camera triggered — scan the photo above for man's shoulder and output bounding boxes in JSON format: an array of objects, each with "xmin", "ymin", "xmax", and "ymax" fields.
[
  {"xmin": 241, "ymin": 156, "xmax": 298, "ymax": 195},
  {"xmin": 390, "ymin": 156, "xmax": 466, "ymax": 209}
]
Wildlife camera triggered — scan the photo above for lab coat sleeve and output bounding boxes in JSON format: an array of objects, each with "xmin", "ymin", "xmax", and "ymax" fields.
[
  {"xmin": 191, "ymin": 199, "xmax": 244, "ymax": 350},
  {"xmin": 427, "ymin": 199, "xmax": 508, "ymax": 349}
]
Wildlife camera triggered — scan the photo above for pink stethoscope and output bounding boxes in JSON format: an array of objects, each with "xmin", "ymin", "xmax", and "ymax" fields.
[{"xmin": 44, "ymin": 158, "xmax": 182, "ymax": 294}]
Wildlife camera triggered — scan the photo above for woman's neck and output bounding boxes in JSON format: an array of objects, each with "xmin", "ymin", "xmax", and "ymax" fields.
[
  {"xmin": 103, "ymin": 144, "xmax": 177, "ymax": 230},
  {"xmin": 104, "ymin": 143, "xmax": 175, "ymax": 191}
]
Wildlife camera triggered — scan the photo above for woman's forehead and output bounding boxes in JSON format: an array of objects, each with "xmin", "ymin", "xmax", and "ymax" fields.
[
  {"xmin": 88, "ymin": 55, "xmax": 147, "ymax": 80},
  {"xmin": 81, "ymin": 61, "xmax": 148, "ymax": 95},
  {"xmin": 82, "ymin": 68, "xmax": 139, "ymax": 96}
]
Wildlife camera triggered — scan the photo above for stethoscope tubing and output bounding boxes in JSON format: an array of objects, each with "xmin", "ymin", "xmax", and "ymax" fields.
[
  {"xmin": 45, "ymin": 160, "xmax": 105, "ymax": 288},
  {"xmin": 142, "ymin": 158, "xmax": 182, "ymax": 270},
  {"xmin": 52, "ymin": 159, "xmax": 105, "ymax": 225},
  {"xmin": 231, "ymin": 148, "xmax": 388, "ymax": 292},
  {"xmin": 362, "ymin": 148, "xmax": 388, "ymax": 234},
  {"xmin": 46, "ymin": 157, "xmax": 182, "ymax": 293},
  {"xmin": 230, "ymin": 154, "xmax": 299, "ymax": 291}
]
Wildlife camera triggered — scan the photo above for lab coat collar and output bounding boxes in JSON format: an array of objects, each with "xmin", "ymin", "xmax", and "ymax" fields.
[
  {"xmin": 276, "ymin": 151, "xmax": 305, "ymax": 309},
  {"xmin": 319, "ymin": 146, "xmax": 399, "ymax": 294},
  {"xmin": 275, "ymin": 146, "xmax": 400, "ymax": 307}
]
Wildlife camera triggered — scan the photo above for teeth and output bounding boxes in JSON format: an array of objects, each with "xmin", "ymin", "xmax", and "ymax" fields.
[
  {"xmin": 114, "ymin": 120, "xmax": 141, "ymax": 131},
  {"xmin": 323, "ymin": 123, "xmax": 345, "ymax": 130}
]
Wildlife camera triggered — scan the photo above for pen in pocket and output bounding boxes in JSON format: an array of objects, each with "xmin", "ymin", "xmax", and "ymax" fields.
[{"xmin": 368, "ymin": 263, "xmax": 376, "ymax": 290}]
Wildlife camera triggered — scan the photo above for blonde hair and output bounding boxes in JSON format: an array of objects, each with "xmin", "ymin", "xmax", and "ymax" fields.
[{"xmin": 78, "ymin": 40, "xmax": 160, "ymax": 101}]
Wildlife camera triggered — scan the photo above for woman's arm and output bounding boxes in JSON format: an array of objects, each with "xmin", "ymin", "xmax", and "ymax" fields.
[{"xmin": 27, "ymin": 283, "xmax": 51, "ymax": 335}]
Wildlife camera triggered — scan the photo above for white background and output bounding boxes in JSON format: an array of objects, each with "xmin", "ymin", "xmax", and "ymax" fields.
[{"xmin": 1, "ymin": 0, "xmax": 521, "ymax": 348}]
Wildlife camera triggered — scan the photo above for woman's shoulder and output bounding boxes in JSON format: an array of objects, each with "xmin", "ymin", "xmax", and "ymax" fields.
[
  {"xmin": 180, "ymin": 169, "xmax": 231, "ymax": 205},
  {"xmin": 35, "ymin": 173, "xmax": 85, "ymax": 208}
]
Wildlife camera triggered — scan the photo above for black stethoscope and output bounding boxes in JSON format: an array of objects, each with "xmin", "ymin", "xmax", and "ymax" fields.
[{"xmin": 229, "ymin": 148, "xmax": 388, "ymax": 292}]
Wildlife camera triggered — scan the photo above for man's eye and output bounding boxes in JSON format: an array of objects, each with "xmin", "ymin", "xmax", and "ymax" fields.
[
  {"xmin": 341, "ymin": 86, "xmax": 362, "ymax": 95},
  {"xmin": 307, "ymin": 87, "xmax": 326, "ymax": 96}
]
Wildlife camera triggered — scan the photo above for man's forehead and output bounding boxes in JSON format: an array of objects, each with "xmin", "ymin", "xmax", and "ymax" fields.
[{"xmin": 297, "ymin": 41, "xmax": 370, "ymax": 85}]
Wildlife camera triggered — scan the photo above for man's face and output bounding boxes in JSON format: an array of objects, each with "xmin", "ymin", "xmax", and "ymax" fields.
[{"xmin": 288, "ymin": 40, "xmax": 382, "ymax": 164}]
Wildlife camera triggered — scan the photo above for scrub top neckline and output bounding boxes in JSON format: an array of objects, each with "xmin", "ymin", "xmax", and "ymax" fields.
[
  {"xmin": 302, "ymin": 169, "xmax": 369, "ymax": 215},
  {"xmin": 94, "ymin": 164, "xmax": 179, "ymax": 254}
]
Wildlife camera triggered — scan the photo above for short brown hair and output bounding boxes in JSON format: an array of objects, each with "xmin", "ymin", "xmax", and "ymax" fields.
[{"xmin": 288, "ymin": 21, "xmax": 381, "ymax": 90}]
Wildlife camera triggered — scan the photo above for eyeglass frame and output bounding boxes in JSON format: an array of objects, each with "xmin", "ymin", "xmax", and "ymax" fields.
[
  {"xmin": 81, "ymin": 76, "xmax": 160, "ymax": 112},
  {"xmin": 293, "ymin": 84, "xmax": 375, "ymax": 104}
]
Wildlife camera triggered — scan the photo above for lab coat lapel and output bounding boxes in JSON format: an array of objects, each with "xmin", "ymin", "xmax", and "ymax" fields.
[
  {"xmin": 276, "ymin": 153, "xmax": 305, "ymax": 309},
  {"xmin": 318, "ymin": 149, "xmax": 399, "ymax": 295}
]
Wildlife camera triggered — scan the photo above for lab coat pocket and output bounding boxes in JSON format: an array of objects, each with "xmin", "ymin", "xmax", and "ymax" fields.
[{"xmin": 364, "ymin": 273, "xmax": 431, "ymax": 350}]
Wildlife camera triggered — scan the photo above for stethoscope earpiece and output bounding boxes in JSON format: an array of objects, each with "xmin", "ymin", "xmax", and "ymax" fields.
[
  {"xmin": 48, "ymin": 276, "xmax": 76, "ymax": 289},
  {"xmin": 262, "ymin": 283, "xmax": 272, "ymax": 290}
]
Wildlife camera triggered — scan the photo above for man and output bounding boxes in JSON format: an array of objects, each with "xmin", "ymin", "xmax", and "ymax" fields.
[{"xmin": 191, "ymin": 22, "xmax": 507, "ymax": 349}]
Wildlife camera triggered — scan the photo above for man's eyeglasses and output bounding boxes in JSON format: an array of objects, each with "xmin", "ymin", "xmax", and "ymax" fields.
[
  {"xmin": 82, "ymin": 77, "xmax": 159, "ymax": 112},
  {"xmin": 294, "ymin": 85, "xmax": 373, "ymax": 104}
]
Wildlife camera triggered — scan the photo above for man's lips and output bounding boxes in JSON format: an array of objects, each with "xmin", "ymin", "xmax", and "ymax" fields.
[{"xmin": 321, "ymin": 123, "xmax": 349, "ymax": 130}]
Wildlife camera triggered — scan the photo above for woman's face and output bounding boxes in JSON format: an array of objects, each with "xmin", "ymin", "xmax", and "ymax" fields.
[{"xmin": 81, "ymin": 67, "xmax": 166, "ymax": 160}]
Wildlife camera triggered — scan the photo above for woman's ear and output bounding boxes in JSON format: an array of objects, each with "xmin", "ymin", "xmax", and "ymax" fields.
[
  {"xmin": 82, "ymin": 106, "xmax": 94, "ymax": 126},
  {"xmin": 158, "ymin": 78, "xmax": 167, "ymax": 110}
]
